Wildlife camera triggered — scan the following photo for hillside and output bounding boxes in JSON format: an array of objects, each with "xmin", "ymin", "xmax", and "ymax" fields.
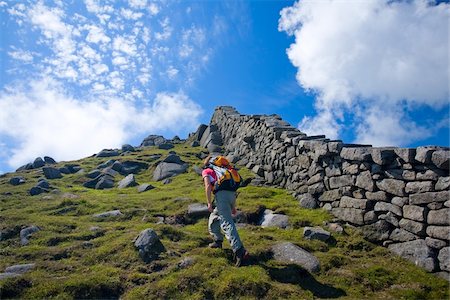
[{"xmin": 0, "ymin": 142, "xmax": 449, "ymax": 299}]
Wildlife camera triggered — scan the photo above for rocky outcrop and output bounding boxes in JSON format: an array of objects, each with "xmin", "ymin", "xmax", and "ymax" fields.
[
  {"xmin": 203, "ymin": 106, "xmax": 449, "ymax": 277},
  {"xmin": 134, "ymin": 228, "xmax": 166, "ymax": 263}
]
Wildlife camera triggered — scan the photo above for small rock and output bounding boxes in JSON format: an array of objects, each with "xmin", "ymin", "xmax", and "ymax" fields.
[
  {"xmin": 20, "ymin": 225, "xmax": 40, "ymax": 245},
  {"xmin": 9, "ymin": 176, "xmax": 26, "ymax": 186},
  {"xmin": 82, "ymin": 241, "xmax": 94, "ymax": 249},
  {"xmin": 93, "ymin": 210, "xmax": 123, "ymax": 218},
  {"xmin": 118, "ymin": 174, "xmax": 138, "ymax": 189},
  {"xmin": 29, "ymin": 186, "xmax": 45, "ymax": 196},
  {"xmin": 134, "ymin": 228, "xmax": 166, "ymax": 263},
  {"xmin": 327, "ymin": 223, "xmax": 344, "ymax": 233},
  {"xmin": 187, "ymin": 203, "xmax": 209, "ymax": 218},
  {"xmin": 5, "ymin": 263, "xmax": 35, "ymax": 274},
  {"xmin": 303, "ymin": 226, "xmax": 331, "ymax": 241},
  {"xmin": 43, "ymin": 167, "xmax": 62, "ymax": 179},
  {"xmin": 178, "ymin": 257, "xmax": 195, "ymax": 269},
  {"xmin": 36, "ymin": 179, "xmax": 50, "ymax": 189},
  {"xmin": 32, "ymin": 157, "xmax": 45, "ymax": 169},
  {"xmin": 137, "ymin": 184, "xmax": 155, "ymax": 193},
  {"xmin": 271, "ymin": 242, "xmax": 320, "ymax": 273}
]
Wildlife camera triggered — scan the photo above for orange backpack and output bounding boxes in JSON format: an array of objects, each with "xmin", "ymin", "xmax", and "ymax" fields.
[{"xmin": 208, "ymin": 156, "xmax": 242, "ymax": 193}]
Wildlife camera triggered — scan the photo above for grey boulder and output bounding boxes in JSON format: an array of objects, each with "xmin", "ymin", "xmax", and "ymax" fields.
[
  {"xmin": 43, "ymin": 156, "xmax": 56, "ymax": 164},
  {"xmin": 153, "ymin": 162, "xmax": 188, "ymax": 181},
  {"xmin": 388, "ymin": 239, "xmax": 436, "ymax": 272},
  {"xmin": 271, "ymin": 242, "xmax": 320, "ymax": 273},
  {"xmin": 134, "ymin": 228, "xmax": 166, "ymax": 263},
  {"xmin": 187, "ymin": 203, "xmax": 209, "ymax": 218},
  {"xmin": 5, "ymin": 263, "xmax": 35, "ymax": 274},
  {"xmin": 96, "ymin": 149, "xmax": 119, "ymax": 158},
  {"xmin": 43, "ymin": 167, "xmax": 62, "ymax": 179},
  {"xmin": 9, "ymin": 176, "xmax": 26, "ymax": 186},
  {"xmin": 303, "ymin": 227, "xmax": 331, "ymax": 241},
  {"xmin": 259, "ymin": 210, "xmax": 289, "ymax": 229},
  {"xmin": 32, "ymin": 157, "xmax": 45, "ymax": 169},
  {"xmin": 162, "ymin": 154, "xmax": 184, "ymax": 164},
  {"xmin": 20, "ymin": 225, "xmax": 40, "ymax": 245},
  {"xmin": 140, "ymin": 135, "xmax": 166, "ymax": 147},
  {"xmin": 121, "ymin": 144, "xmax": 135, "ymax": 152},
  {"xmin": 158, "ymin": 143, "xmax": 174, "ymax": 150},
  {"xmin": 93, "ymin": 210, "xmax": 123, "ymax": 218},
  {"xmin": 137, "ymin": 183, "xmax": 155, "ymax": 193},
  {"xmin": 118, "ymin": 174, "xmax": 138, "ymax": 189}
]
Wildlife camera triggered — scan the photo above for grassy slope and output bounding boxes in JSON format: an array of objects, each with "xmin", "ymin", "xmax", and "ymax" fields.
[{"xmin": 0, "ymin": 144, "xmax": 448, "ymax": 299}]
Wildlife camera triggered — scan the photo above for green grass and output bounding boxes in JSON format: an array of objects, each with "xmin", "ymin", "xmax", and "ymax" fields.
[{"xmin": 0, "ymin": 144, "xmax": 448, "ymax": 299}]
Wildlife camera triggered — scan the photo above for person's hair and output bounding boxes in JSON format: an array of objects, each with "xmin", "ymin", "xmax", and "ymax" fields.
[{"xmin": 203, "ymin": 155, "xmax": 212, "ymax": 167}]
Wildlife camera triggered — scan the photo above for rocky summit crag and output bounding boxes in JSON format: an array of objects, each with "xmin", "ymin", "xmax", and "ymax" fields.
[{"xmin": 0, "ymin": 107, "xmax": 448, "ymax": 299}]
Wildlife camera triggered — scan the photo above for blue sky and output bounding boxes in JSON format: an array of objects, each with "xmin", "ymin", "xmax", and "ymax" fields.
[{"xmin": 0, "ymin": 0, "xmax": 449, "ymax": 174}]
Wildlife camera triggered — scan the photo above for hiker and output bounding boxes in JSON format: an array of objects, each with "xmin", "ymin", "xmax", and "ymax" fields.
[{"xmin": 202, "ymin": 155, "xmax": 249, "ymax": 266}]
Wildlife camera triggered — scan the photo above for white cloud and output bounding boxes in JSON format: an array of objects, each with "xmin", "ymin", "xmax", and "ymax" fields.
[
  {"xmin": 112, "ymin": 56, "xmax": 127, "ymax": 66},
  {"xmin": 113, "ymin": 35, "xmax": 137, "ymax": 56},
  {"xmin": 279, "ymin": 0, "xmax": 449, "ymax": 146},
  {"xmin": 121, "ymin": 8, "xmax": 143, "ymax": 20},
  {"xmin": 155, "ymin": 17, "xmax": 172, "ymax": 40},
  {"xmin": 148, "ymin": 3, "xmax": 159, "ymax": 15},
  {"xmin": 0, "ymin": 78, "xmax": 202, "ymax": 169},
  {"xmin": 85, "ymin": 24, "xmax": 111, "ymax": 44},
  {"xmin": 167, "ymin": 66, "xmax": 179, "ymax": 79},
  {"xmin": 8, "ymin": 49, "xmax": 34, "ymax": 63},
  {"xmin": 129, "ymin": 0, "xmax": 147, "ymax": 9}
]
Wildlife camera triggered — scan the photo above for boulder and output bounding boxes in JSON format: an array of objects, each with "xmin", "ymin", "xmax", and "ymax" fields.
[
  {"xmin": 95, "ymin": 177, "xmax": 114, "ymax": 189},
  {"xmin": 428, "ymin": 208, "xmax": 450, "ymax": 225},
  {"xmin": 137, "ymin": 184, "xmax": 155, "ymax": 193},
  {"xmin": 43, "ymin": 156, "xmax": 56, "ymax": 164},
  {"xmin": 20, "ymin": 225, "xmax": 40, "ymax": 245},
  {"xmin": 32, "ymin": 157, "xmax": 45, "ymax": 169},
  {"xmin": 140, "ymin": 135, "xmax": 166, "ymax": 147},
  {"xmin": 29, "ymin": 186, "xmax": 45, "ymax": 196},
  {"xmin": 121, "ymin": 144, "xmax": 135, "ymax": 152},
  {"xmin": 431, "ymin": 150, "xmax": 450, "ymax": 169},
  {"xmin": 435, "ymin": 177, "xmax": 450, "ymax": 191},
  {"xmin": 162, "ymin": 154, "xmax": 184, "ymax": 164},
  {"xmin": 376, "ymin": 179, "xmax": 406, "ymax": 196},
  {"xmin": 298, "ymin": 193, "xmax": 318, "ymax": 209},
  {"xmin": 388, "ymin": 239, "xmax": 436, "ymax": 272},
  {"xmin": 37, "ymin": 179, "xmax": 50, "ymax": 189},
  {"xmin": 389, "ymin": 228, "xmax": 417, "ymax": 242},
  {"xmin": 111, "ymin": 161, "xmax": 123, "ymax": 172},
  {"xmin": 9, "ymin": 176, "xmax": 26, "ymax": 186},
  {"xmin": 134, "ymin": 228, "xmax": 166, "ymax": 263},
  {"xmin": 259, "ymin": 210, "xmax": 289, "ymax": 229},
  {"xmin": 93, "ymin": 210, "xmax": 123, "ymax": 218},
  {"xmin": 426, "ymin": 226, "xmax": 450, "ymax": 240},
  {"xmin": 121, "ymin": 161, "xmax": 149, "ymax": 175},
  {"xmin": 5, "ymin": 263, "xmax": 35, "ymax": 274},
  {"xmin": 97, "ymin": 159, "xmax": 116, "ymax": 169},
  {"xmin": 43, "ymin": 167, "xmax": 62, "ymax": 179},
  {"xmin": 303, "ymin": 226, "xmax": 331, "ymax": 241},
  {"xmin": 438, "ymin": 247, "xmax": 450, "ymax": 272},
  {"xmin": 118, "ymin": 174, "xmax": 138, "ymax": 189},
  {"xmin": 153, "ymin": 162, "xmax": 188, "ymax": 181},
  {"xmin": 271, "ymin": 242, "xmax": 320, "ymax": 273},
  {"xmin": 16, "ymin": 163, "xmax": 33, "ymax": 172},
  {"xmin": 187, "ymin": 203, "xmax": 209, "ymax": 218},
  {"xmin": 96, "ymin": 149, "xmax": 119, "ymax": 158},
  {"xmin": 87, "ymin": 169, "xmax": 102, "ymax": 179},
  {"xmin": 361, "ymin": 220, "xmax": 392, "ymax": 242},
  {"xmin": 192, "ymin": 124, "xmax": 208, "ymax": 141},
  {"xmin": 158, "ymin": 143, "xmax": 174, "ymax": 150}
]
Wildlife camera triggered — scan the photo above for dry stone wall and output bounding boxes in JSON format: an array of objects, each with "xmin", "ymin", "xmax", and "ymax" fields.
[{"xmin": 194, "ymin": 106, "xmax": 450, "ymax": 277}]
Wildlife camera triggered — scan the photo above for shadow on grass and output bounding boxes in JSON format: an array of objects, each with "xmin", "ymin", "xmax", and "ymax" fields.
[{"xmin": 266, "ymin": 264, "xmax": 346, "ymax": 298}]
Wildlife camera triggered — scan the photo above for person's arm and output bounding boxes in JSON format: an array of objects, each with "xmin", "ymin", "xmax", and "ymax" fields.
[{"xmin": 203, "ymin": 177, "xmax": 213, "ymax": 212}]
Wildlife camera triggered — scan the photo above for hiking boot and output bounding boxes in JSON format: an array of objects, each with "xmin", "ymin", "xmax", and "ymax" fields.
[
  {"xmin": 208, "ymin": 240, "xmax": 223, "ymax": 249},
  {"xmin": 234, "ymin": 247, "xmax": 249, "ymax": 267}
]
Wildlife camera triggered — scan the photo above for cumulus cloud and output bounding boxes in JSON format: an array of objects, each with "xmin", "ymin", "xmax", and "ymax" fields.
[
  {"xmin": 279, "ymin": 0, "xmax": 449, "ymax": 145},
  {"xmin": 0, "ymin": 78, "xmax": 202, "ymax": 169}
]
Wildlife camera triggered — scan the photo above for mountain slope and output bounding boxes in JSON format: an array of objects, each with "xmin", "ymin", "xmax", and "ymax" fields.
[{"xmin": 0, "ymin": 143, "xmax": 448, "ymax": 299}]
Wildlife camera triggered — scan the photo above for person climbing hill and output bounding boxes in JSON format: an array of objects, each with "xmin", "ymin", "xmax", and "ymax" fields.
[{"xmin": 202, "ymin": 155, "xmax": 249, "ymax": 267}]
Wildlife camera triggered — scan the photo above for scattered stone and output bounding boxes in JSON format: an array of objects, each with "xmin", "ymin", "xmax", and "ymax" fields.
[
  {"xmin": 162, "ymin": 154, "xmax": 184, "ymax": 164},
  {"xmin": 44, "ymin": 156, "xmax": 56, "ymax": 164},
  {"xmin": 87, "ymin": 169, "xmax": 101, "ymax": 179},
  {"xmin": 118, "ymin": 174, "xmax": 138, "ymax": 189},
  {"xmin": 122, "ymin": 144, "xmax": 135, "ymax": 152},
  {"xmin": 95, "ymin": 176, "xmax": 114, "ymax": 189},
  {"xmin": 303, "ymin": 226, "xmax": 331, "ymax": 241},
  {"xmin": 153, "ymin": 162, "xmax": 188, "ymax": 181},
  {"xmin": 93, "ymin": 210, "xmax": 123, "ymax": 218},
  {"xmin": 327, "ymin": 223, "xmax": 344, "ymax": 233},
  {"xmin": 259, "ymin": 210, "xmax": 289, "ymax": 229},
  {"xmin": 140, "ymin": 135, "xmax": 167, "ymax": 147},
  {"xmin": 5, "ymin": 263, "xmax": 35, "ymax": 274},
  {"xmin": 121, "ymin": 161, "xmax": 149, "ymax": 175},
  {"xmin": 29, "ymin": 186, "xmax": 45, "ymax": 196},
  {"xmin": 138, "ymin": 184, "xmax": 155, "ymax": 193},
  {"xmin": 271, "ymin": 242, "xmax": 320, "ymax": 273},
  {"xmin": 43, "ymin": 167, "xmax": 62, "ymax": 179},
  {"xmin": 158, "ymin": 143, "xmax": 174, "ymax": 150},
  {"xmin": 361, "ymin": 220, "xmax": 392, "ymax": 242},
  {"xmin": 37, "ymin": 179, "xmax": 50, "ymax": 189},
  {"xmin": 134, "ymin": 228, "xmax": 166, "ymax": 263},
  {"xmin": 187, "ymin": 203, "xmax": 209, "ymax": 218},
  {"xmin": 298, "ymin": 193, "xmax": 318, "ymax": 209},
  {"xmin": 32, "ymin": 157, "xmax": 45, "ymax": 169},
  {"xmin": 431, "ymin": 150, "xmax": 450, "ymax": 170},
  {"xmin": 389, "ymin": 240, "xmax": 436, "ymax": 272},
  {"xmin": 16, "ymin": 163, "xmax": 33, "ymax": 172},
  {"xmin": 9, "ymin": 176, "xmax": 26, "ymax": 186},
  {"xmin": 178, "ymin": 257, "xmax": 195, "ymax": 269},
  {"xmin": 20, "ymin": 225, "xmax": 40, "ymax": 245},
  {"xmin": 438, "ymin": 247, "xmax": 450, "ymax": 272},
  {"xmin": 96, "ymin": 149, "xmax": 120, "ymax": 158}
]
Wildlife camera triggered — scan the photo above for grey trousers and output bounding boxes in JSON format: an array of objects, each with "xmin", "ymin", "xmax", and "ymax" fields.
[{"xmin": 208, "ymin": 190, "xmax": 243, "ymax": 252}]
